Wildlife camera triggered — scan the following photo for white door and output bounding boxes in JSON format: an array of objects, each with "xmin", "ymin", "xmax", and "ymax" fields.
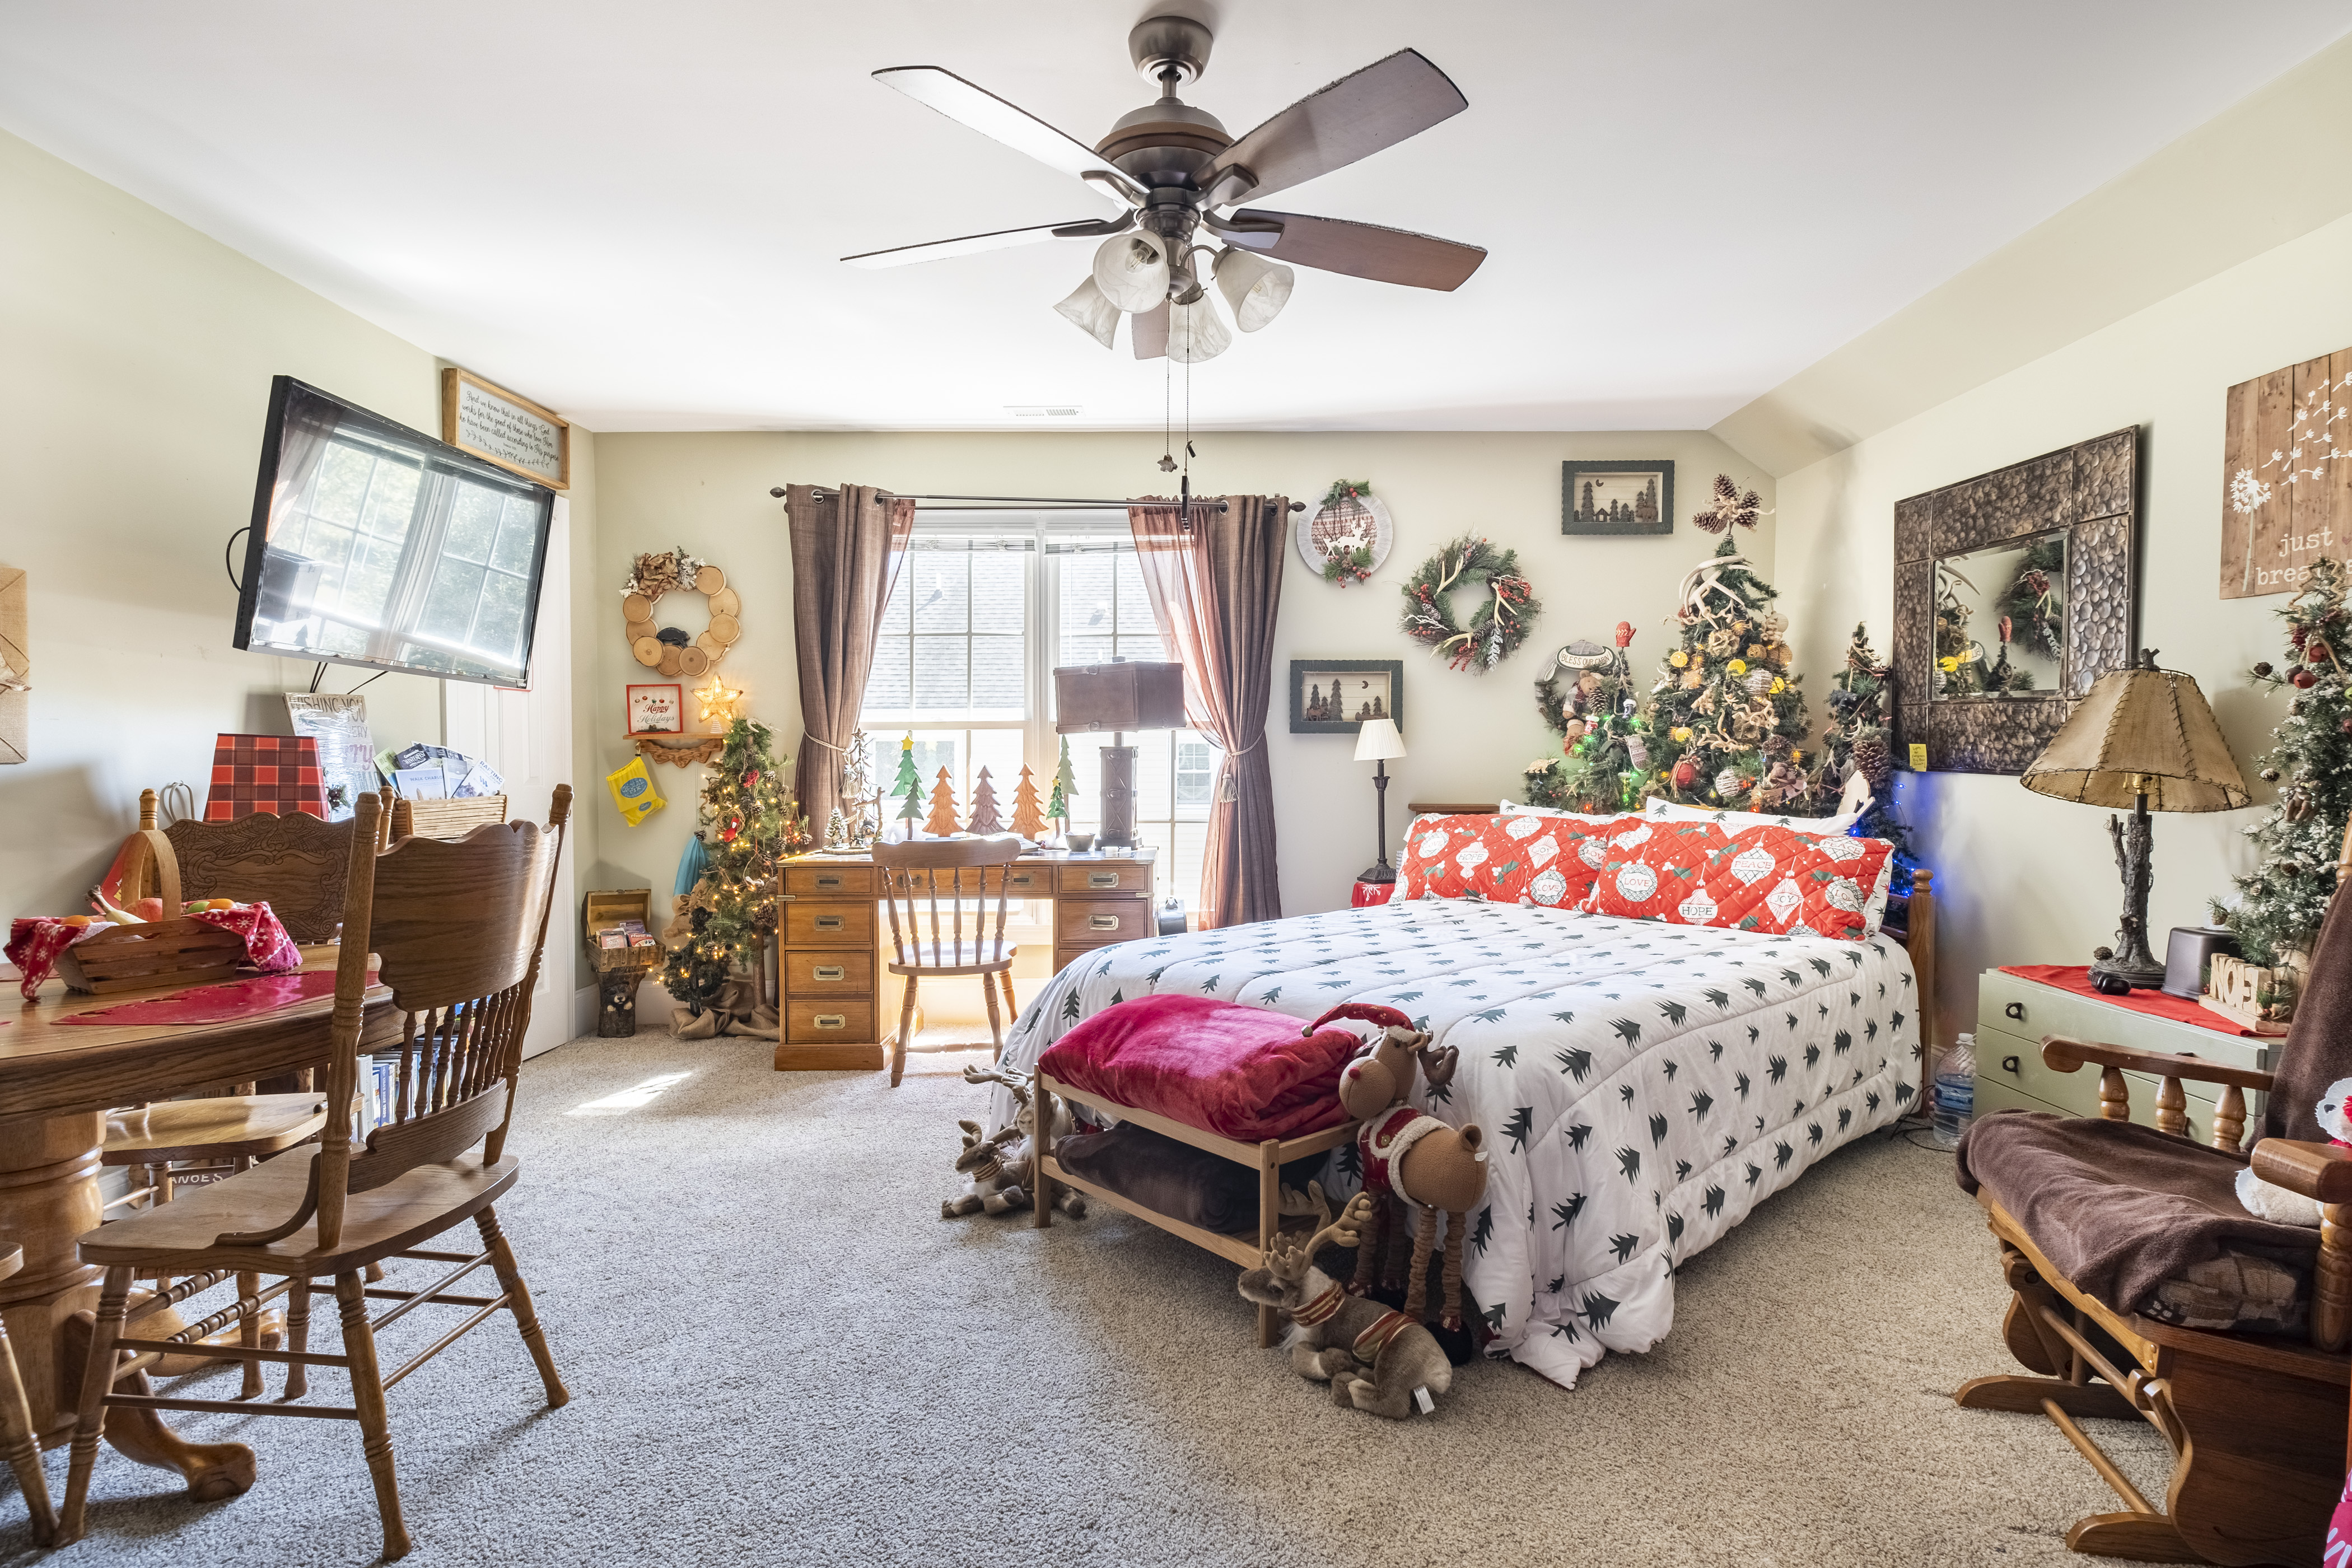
[{"xmin": 444, "ymin": 497, "xmax": 578, "ymax": 1058}]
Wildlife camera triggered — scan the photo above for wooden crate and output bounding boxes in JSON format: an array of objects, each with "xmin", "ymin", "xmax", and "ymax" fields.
[
  {"xmin": 584, "ymin": 887, "xmax": 662, "ymax": 970},
  {"xmin": 393, "ymin": 794, "xmax": 507, "ymax": 840}
]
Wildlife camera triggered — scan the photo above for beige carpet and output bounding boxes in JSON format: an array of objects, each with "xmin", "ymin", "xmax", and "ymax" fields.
[{"xmin": 3, "ymin": 1030, "xmax": 2180, "ymax": 1567}]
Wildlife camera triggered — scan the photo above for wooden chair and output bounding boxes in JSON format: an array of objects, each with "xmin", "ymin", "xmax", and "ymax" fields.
[
  {"xmin": 58, "ymin": 786, "xmax": 573, "ymax": 1560},
  {"xmin": 0, "ymin": 1243, "xmax": 57, "ymax": 1545},
  {"xmin": 875, "ymin": 837, "xmax": 1024, "ymax": 1088}
]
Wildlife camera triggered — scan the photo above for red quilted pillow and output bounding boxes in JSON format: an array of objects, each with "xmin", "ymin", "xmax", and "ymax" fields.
[
  {"xmin": 1396, "ymin": 814, "xmax": 1491, "ymax": 900},
  {"xmin": 1581, "ymin": 818, "xmax": 1729, "ymax": 921},
  {"xmin": 1722, "ymin": 825, "xmax": 1895, "ymax": 940},
  {"xmin": 1478, "ymin": 812, "xmax": 1622, "ymax": 908}
]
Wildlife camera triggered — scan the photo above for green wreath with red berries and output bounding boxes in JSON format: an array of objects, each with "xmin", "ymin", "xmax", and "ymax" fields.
[{"xmin": 1399, "ymin": 535, "xmax": 1541, "ymax": 673}]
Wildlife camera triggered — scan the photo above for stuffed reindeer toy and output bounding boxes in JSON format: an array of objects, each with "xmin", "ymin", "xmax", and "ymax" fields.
[
  {"xmin": 942, "ymin": 1120, "xmax": 1030, "ymax": 1219},
  {"xmin": 1319, "ymin": 1003, "xmax": 1490, "ymax": 1333},
  {"xmin": 1238, "ymin": 1183, "xmax": 1455, "ymax": 1418},
  {"xmin": 952, "ymin": 1063, "xmax": 1087, "ymax": 1220}
]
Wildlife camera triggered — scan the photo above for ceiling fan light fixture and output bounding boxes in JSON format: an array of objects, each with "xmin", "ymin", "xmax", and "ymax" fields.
[
  {"xmin": 1166, "ymin": 289, "xmax": 1231, "ymax": 363},
  {"xmin": 1212, "ymin": 248, "xmax": 1294, "ymax": 332},
  {"xmin": 1053, "ymin": 276, "xmax": 1121, "ymax": 348},
  {"xmin": 1092, "ymin": 231, "xmax": 1170, "ymax": 314}
]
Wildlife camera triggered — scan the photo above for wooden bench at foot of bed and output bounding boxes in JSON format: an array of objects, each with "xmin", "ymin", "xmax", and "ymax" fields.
[{"xmin": 1030, "ymin": 1074, "xmax": 1361, "ymax": 1348}]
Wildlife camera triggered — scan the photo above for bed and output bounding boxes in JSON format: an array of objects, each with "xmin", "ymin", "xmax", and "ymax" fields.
[{"xmin": 991, "ymin": 862, "xmax": 1936, "ymax": 1389}]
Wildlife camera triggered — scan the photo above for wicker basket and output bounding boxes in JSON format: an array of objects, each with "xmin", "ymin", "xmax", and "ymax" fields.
[{"xmin": 393, "ymin": 794, "xmax": 508, "ymax": 840}]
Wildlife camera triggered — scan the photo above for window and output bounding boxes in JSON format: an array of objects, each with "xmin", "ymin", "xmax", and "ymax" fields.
[{"xmin": 859, "ymin": 513, "xmax": 1219, "ymax": 907}]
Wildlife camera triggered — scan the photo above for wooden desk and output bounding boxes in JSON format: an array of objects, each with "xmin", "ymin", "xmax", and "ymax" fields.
[
  {"xmin": 1, "ymin": 948, "xmax": 395, "ymax": 1500},
  {"xmin": 776, "ymin": 845, "xmax": 1158, "ymax": 1072}
]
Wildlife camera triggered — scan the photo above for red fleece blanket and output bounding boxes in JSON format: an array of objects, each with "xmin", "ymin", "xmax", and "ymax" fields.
[{"xmin": 1038, "ymin": 995, "xmax": 1365, "ymax": 1142}]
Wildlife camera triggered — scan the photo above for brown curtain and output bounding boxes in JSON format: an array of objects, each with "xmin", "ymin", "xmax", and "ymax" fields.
[
  {"xmin": 786, "ymin": 484, "xmax": 914, "ymax": 836},
  {"xmin": 1128, "ymin": 494, "xmax": 1289, "ymax": 928}
]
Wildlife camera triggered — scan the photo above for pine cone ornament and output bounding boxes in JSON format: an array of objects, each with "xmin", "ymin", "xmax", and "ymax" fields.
[
  {"xmin": 1692, "ymin": 473, "xmax": 1763, "ymax": 535},
  {"xmin": 1852, "ymin": 732, "xmax": 1891, "ymax": 790}
]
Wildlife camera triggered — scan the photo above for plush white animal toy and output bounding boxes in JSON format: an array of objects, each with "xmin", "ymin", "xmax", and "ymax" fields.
[{"xmin": 2234, "ymin": 1075, "xmax": 2352, "ymax": 1226}]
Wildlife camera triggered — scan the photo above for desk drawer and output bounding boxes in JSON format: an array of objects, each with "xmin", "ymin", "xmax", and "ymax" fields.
[
  {"xmin": 1058, "ymin": 898, "xmax": 1148, "ymax": 945},
  {"xmin": 1977, "ymin": 971, "xmax": 2269, "ymax": 1074},
  {"xmin": 786, "ymin": 864, "xmax": 875, "ymax": 898},
  {"xmin": 787, "ymin": 999, "xmax": 875, "ymax": 1042},
  {"xmin": 1059, "ymin": 861, "xmax": 1149, "ymax": 895},
  {"xmin": 784, "ymin": 901, "xmax": 875, "ymax": 949},
  {"xmin": 785, "ymin": 950, "xmax": 874, "ymax": 995},
  {"xmin": 1002, "ymin": 864, "xmax": 1053, "ymax": 897}
]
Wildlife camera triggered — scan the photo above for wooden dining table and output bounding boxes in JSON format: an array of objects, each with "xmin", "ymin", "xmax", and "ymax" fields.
[{"xmin": 1, "ymin": 947, "xmax": 394, "ymax": 1500}]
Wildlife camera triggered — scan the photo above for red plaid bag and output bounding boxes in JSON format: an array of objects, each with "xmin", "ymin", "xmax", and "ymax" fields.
[{"xmin": 204, "ymin": 734, "xmax": 328, "ymax": 820}]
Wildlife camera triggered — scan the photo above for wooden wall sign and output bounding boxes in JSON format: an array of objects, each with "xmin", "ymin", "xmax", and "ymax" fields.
[
  {"xmin": 441, "ymin": 367, "xmax": 569, "ymax": 491},
  {"xmin": 2220, "ymin": 344, "xmax": 2351, "ymax": 598},
  {"xmin": 0, "ymin": 563, "xmax": 24, "ymax": 764}
]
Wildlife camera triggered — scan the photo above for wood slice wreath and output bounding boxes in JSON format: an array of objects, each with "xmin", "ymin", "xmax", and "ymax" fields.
[
  {"xmin": 1296, "ymin": 480, "xmax": 1393, "ymax": 586},
  {"xmin": 1400, "ymin": 535, "xmax": 1541, "ymax": 673},
  {"xmin": 622, "ymin": 547, "xmax": 740, "ymax": 679}
]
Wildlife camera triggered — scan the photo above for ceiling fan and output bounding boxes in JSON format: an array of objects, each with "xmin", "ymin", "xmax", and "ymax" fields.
[{"xmin": 843, "ymin": 15, "xmax": 1486, "ymax": 362}]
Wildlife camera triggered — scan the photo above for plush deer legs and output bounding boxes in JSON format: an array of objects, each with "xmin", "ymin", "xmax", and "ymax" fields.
[{"xmin": 1404, "ymin": 1204, "xmax": 1440, "ymax": 1320}]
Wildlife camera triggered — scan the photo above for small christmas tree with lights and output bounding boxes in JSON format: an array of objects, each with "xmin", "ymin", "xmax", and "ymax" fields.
[
  {"xmin": 924, "ymin": 768, "xmax": 960, "ymax": 837},
  {"xmin": 966, "ymin": 767, "xmax": 1003, "ymax": 833},
  {"xmin": 1010, "ymin": 764, "xmax": 1046, "ymax": 839},
  {"xmin": 663, "ymin": 717, "xmax": 805, "ymax": 1021},
  {"xmin": 1047, "ymin": 737, "xmax": 1077, "ymax": 830},
  {"xmin": 892, "ymin": 734, "xmax": 923, "ymax": 833},
  {"xmin": 1523, "ymin": 622, "xmax": 1646, "ymax": 812}
]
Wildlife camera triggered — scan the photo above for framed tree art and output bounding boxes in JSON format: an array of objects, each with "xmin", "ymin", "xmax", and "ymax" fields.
[
  {"xmin": 1291, "ymin": 659, "xmax": 1402, "ymax": 735},
  {"xmin": 1892, "ymin": 427, "xmax": 2139, "ymax": 774},
  {"xmin": 1562, "ymin": 459, "xmax": 1673, "ymax": 536}
]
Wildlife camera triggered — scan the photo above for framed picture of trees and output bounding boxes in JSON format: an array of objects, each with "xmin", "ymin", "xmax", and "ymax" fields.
[
  {"xmin": 1562, "ymin": 459, "xmax": 1673, "ymax": 536},
  {"xmin": 1291, "ymin": 659, "xmax": 1403, "ymax": 735}
]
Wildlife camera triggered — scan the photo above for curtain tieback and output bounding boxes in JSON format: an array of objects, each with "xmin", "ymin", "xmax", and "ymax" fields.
[
  {"xmin": 1217, "ymin": 735, "xmax": 1264, "ymax": 802},
  {"xmin": 805, "ymin": 736, "xmax": 846, "ymax": 754}
]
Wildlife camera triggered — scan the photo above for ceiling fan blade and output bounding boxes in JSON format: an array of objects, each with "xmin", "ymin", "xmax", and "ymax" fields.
[
  {"xmin": 1203, "ymin": 50, "xmax": 1467, "ymax": 206},
  {"xmin": 1226, "ymin": 209, "xmax": 1486, "ymax": 291},
  {"xmin": 842, "ymin": 219, "xmax": 1114, "ymax": 268},
  {"xmin": 1131, "ymin": 302, "xmax": 1169, "ymax": 360},
  {"xmin": 875, "ymin": 67, "xmax": 1140, "ymax": 204}
]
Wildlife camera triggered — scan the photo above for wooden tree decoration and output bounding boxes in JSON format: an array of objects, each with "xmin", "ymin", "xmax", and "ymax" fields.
[
  {"xmin": 965, "ymin": 766, "xmax": 1004, "ymax": 834},
  {"xmin": 893, "ymin": 735, "xmax": 923, "ymax": 830},
  {"xmin": 1048, "ymin": 736, "xmax": 1077, "ymax": 828},
  {"xmin": 1009, "ymin": 764, "xmax": 1046, "ymax": 839},
  {"xmin": 924, "ymin": 767, "xmax": 961, "ymax": 837}
]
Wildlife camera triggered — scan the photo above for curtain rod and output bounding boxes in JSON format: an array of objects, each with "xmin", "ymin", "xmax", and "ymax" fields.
[{"xmin": 771, "ymin": 488, "xmax": 1306, "ymax": 512}]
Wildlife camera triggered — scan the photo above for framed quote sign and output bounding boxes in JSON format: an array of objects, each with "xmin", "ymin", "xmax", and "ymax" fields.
[
  {"xmin": 441, "ymin": 367, "xmax": 570, "ymax": 491},
  {"xmin": 2220, "ymin": 343, "xmax": 2350, "ymax": 598}
]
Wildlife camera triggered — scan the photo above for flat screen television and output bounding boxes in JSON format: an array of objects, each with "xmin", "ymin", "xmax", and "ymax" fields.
[{"xmin": 232, "ymin": 376, "xmax": 554, "ymax": 687}]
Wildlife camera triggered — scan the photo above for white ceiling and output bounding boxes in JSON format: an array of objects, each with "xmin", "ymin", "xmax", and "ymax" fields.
[{"xmin": 6, "ymin": 1, "xmax": 2350, "ymax": 433}]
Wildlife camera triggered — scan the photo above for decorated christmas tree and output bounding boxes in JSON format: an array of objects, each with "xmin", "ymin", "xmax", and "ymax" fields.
[
  {"xmin": 1047, "ymin": 736, "xmax": 1076, "ymax": 829},
  {"xmin": 924, "ymin": 767, "xmax": 960, "ymax": 837},
  {"xmin": 663, "ymin": 718, "xmax": 806, "ymax": 1020},
  {"xmin": 2215, "ymin": 558, "xmax": 2352, "ymax": 968},
  {"xmin": 966, "ymin": 766, "xmax": 1003, "ymax": 833},
  {"xmin": 892, "ymin": 734, "xmax": 923, "ymax": 831},
  {"xmin": 1644, "ymin": 532, "xmax": 1809, "ymax": 812},
  {"xmin": 1809, "ymin": 623, "xmax": 1915, "ymax": 891},
  {"xmin": 1524, "ymin": 623, "xmax": 1647, "ymax": 812},
  {"xmin": 1010, "ymin": 764, "xmax": 1046, "ymax": 839}
]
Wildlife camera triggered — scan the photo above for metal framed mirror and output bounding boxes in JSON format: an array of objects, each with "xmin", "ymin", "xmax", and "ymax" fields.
[{"xmin": 1892, "ymin": 427, "xmax": 2139, "ymax": 774}]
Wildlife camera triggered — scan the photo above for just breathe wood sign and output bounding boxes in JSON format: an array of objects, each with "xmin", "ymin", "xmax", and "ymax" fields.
[
  {"xmin": 441, "ymin": 367, "xmax": 570, "ymax": 491},
  {"xmin": 2220, "ymin": 343, "xmax": 2350, "ymax": 598}
]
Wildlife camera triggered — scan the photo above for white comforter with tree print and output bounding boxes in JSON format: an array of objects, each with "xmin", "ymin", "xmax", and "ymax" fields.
[{"xmin": 991, "ymin": 897, "xmax": 1919, "ymax": 1388}]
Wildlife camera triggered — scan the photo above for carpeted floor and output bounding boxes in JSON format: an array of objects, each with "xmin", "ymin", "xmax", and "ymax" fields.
[{"xmin": 3, "ymin": 1030, "xmax": 2180, "ymax": 1567}]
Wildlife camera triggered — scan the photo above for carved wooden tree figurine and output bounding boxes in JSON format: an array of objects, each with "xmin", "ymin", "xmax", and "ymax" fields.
[
  {"xmin": 923, "ymin": 768, "xmax": 961, "ymax": 837},
  {"xmin": 893, "ymin": 736, "xmax": 923, "ymax": 834},
  {"xmin": 1048, "ymin": 736, "xmax": 1077, "ymax": 832},
  {"xmin": 965, "ymin": 767, "xmax": 1003, "ymax": 834},
  {"xmin": 1009, "ymin": 765, "xmax": 1046, "ymax": 840}
]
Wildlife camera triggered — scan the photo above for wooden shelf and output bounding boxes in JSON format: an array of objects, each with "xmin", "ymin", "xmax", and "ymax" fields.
[{"xmin": 627, "ymin": 732, "xmax": 725, "ymax": 768}]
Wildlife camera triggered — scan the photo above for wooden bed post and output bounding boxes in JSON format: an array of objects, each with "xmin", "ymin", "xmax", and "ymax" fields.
[
  {"xmin": 1256, "ymin": 1139, "xmax": 1280, "ymax": 1348},
  {"xmin": 1910, "ymin": 867, "xmax": 1938, "ymax": 1112}
]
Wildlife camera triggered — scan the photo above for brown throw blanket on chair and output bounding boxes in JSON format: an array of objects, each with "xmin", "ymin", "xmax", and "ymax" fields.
[{"xmin": 1954, "ymin": 866, "xmax": 2352, "ymax": 1315}]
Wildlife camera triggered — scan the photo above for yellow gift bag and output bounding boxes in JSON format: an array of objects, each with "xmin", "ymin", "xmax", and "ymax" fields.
[{"xmin": 606, "ymin": 756, "xmax": 665, "ymax": 825}]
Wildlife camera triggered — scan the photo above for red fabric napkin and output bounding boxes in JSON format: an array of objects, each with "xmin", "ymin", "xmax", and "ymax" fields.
[
  {"xmin": 1997, "ymin": 964, "xmax": 2257, "ymax": 1038},
  {"xmin": 54, "ymin": 968, "xmax": 368, "ymax": 1027},
  {"xmin": 6, "ymin": 903, "xmax": 303, "ymax": 1000}
]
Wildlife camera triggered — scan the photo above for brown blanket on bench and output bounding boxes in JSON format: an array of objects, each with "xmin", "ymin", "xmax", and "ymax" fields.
[{"xmin": 1956, "ymin": 1111, "xmax": 2317, "ymax": 1314}]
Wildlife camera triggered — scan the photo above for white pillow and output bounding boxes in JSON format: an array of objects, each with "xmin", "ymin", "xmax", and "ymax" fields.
[
  {"xmin": 1637, "ymin": 795, "xmax": 1865, "ymax": 836},
  {"xmin": 1500, "ymin": 800, "xmax": 1619, "ymax": 823}
]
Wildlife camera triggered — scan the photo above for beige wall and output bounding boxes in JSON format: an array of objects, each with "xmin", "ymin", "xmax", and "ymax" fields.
[
  {"xmin": 0, "ymin": 129, "xmax": 601, "ymax": 965},
  {"xmin": 590, "ymin": 430, "xmax": 1773, "ymax": 954},
  {"xmin": 1768, "ymin": 209, "xmax": 2352, "ymax": 1043}
]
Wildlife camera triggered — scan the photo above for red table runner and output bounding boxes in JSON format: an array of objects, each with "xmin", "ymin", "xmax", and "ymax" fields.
[
  {"xmin": 1998, "ymin": 964, "xmax": 2259, "ymax": 1038},
  {"xmin": 53, "ymin": 968, "xmax": 371, "ymax": 1028}
]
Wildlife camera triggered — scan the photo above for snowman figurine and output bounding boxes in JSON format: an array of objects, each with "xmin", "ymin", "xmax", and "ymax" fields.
[{"xmin": 2235, "ymin": 1075, "xmax": 2352, "ymax": 1226}]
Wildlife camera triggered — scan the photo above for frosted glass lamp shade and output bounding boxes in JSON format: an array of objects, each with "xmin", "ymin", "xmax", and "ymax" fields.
[
  {"xmin": 1053, "ymin": 277, "xmax": 1120, "ymax": 348},
  {"xmin": 1092, "ymin": 231, "xmax": 1170, "ymax": 313},
  {"xmin": 1166, "ymin": 290, "xmax": 1231, "ymax": 363},
  {"xmin": 1353, "ymin": 717, "xmax": 1406, "ymax": 763},
  {"xmin": 1214, "ymin": 248, "xmax": 1295, "ymax": 332}
]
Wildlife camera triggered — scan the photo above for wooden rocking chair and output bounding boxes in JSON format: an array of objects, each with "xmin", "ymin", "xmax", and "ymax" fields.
[{"xmin": 1956, "ymin": 829, "xmax": 2352, "ymax": 1567}]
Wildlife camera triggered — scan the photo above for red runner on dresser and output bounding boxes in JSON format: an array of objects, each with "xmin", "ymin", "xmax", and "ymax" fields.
[{"xmin": 1998, "ymin": 965, "xmax": 2257, "ymax": 1038}]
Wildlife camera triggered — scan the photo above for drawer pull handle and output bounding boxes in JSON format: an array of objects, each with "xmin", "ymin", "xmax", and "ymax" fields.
[
  {"xmin": 1088, "ymin": 914, "xmax": 1121, "ymax": 931},
  {"xmin": 811, "ymin": 965, "xmax": 846, "ymax": 982},
  {"xmin": 815, "ymin": 875, "xmax": 843, "ymax": 889},
  {"xmin": 814, "ymin": 915, "xmax": 845, "ymax": 931},
  {"xmin": 1088, "ymin": 872, "xmax": 1119, "ymax": 888},
  {"xmin": 813, "ymin": 1014, "xmax": 846, "ymax": 1030},
  {"xmin": 2001, "ymin": 1055, "xmax": 2020, "ymax": 1075},
  {"xmin": 2004, "ymin": 1002, "xmax": 2026, "ymax": 1021},
  {"xmin": 1009, "ymin": 874, "xmax": 1036, "ymax": 888}
]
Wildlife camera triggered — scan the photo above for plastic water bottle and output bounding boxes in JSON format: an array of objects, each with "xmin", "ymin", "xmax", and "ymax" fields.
[{"xmin": 1931, "ymin": 1034, "xmax": 1977, "ymax": 1150}]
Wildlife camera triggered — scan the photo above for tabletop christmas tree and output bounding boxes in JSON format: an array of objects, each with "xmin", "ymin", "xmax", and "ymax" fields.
[
  {"xmin": 1524, "ymin": 622, "xmax": 1646, "ymax": 811},
  {"xmin": 2216, "ymin": 558, "xmax": 2352, "ymax": 971},
  {"xmin": 1809, "ymin": 623, "xmax": 1914, "ymax": 892},
  {"xmin": 1645, "ymin": 524, "xmax": 1809, "ymax": 813},
  {"xmin": 924, "ymin": 767, "xmax": 961, "ymax": 837},
  {"xmin": 965, "ymin": 766, "xmax": 1004, "ymax": 834},
  {"xmin": 892, "ymin": 734, "xmax": 923, "ymax": 834},
  {"xmin": 1047, "ymin": 736, "xmax": 1077, "ymax": 831},
  {"xmin": 663, "ymin": 717, "xmax": 804, "ymax": 1023},
  {"xmin": 1009, "ymin": 764, "xmax": 1047, "ymax": 839}
]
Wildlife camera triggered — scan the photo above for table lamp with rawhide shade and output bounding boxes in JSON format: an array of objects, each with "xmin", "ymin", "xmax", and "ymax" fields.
[{"xmin": 2020, "ymin": 650, "xmax": 2250, "ymax": 990}]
